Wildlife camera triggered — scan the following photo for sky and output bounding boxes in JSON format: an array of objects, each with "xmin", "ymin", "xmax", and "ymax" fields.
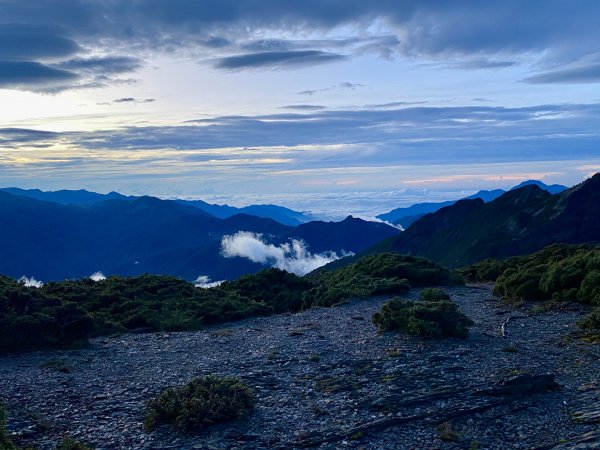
[{"xmin": 1, "ymin": 1, "xmax": 599, "ymax": 217}]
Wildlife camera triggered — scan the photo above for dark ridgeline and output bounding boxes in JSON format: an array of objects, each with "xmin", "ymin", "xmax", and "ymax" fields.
[
  {"xmin": 376, "ymin": 180, "xmax": 567, "ymax": 228},
  {"xmin": 369, "ymin": 173, "xmax": 600, "ymax": 268}
]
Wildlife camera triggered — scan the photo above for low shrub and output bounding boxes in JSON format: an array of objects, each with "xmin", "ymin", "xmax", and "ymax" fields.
[
  {"xmin": 372, "ymin": 298, "xmax": 473, "ymax": 338},
  {"xmin": 578, "ymin": 307, "xmax": 600, "ymax": 331},
  {"xmin": 419, "ymin": 288, "xmax": 451, "ymax": 302},
  {"xmin": 144, "ymin": 376, "xmax": 254, "ymax": 433},
  {"xmin": 461, "ymin": 244, "xmax": 600, "ymax": 306}
]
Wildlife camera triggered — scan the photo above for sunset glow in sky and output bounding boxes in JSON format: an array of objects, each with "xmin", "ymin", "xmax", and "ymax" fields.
[{"xmin": 1, "ymin": 1, "xmax": 600, "ymax": 214}]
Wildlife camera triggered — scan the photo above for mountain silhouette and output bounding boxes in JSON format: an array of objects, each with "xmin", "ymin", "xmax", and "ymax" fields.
[{"xmin": 370, "ymin": 174, "xmax": 597, "ymax": 267}]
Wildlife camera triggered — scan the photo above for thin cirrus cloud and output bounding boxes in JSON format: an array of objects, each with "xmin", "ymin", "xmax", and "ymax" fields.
[
  {"xmin": 281, "ymin": 105, "xmax": 326, "ymax": 111},
  {"xmin": 113, "ymin": 97, "xmax": 156, "ymax": 104},
  {"xmin": 298, "ymin": 82, "xmax": 364, "ymax": 96},
  {"xmin": 213, "ymin": 50, "xmax": 346, "ymax": 70},
  {"xmin": 524, "ymin": 63, "xmax": 600, "ymax": 84},
  {"xmin": 57, "ymin": 56, "xmax": 142, "ymax": 74}
]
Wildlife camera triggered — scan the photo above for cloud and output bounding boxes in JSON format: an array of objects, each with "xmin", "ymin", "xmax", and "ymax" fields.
[
  {"xmin": 19, "ymin": 276, "xmax": 43, "ymax": 288},
  {"xmin": 281, "ymin": 104, "xmax": 326, "ymax": 111},
  {"xmin": 0, "ymin": 128, "xmax": 58, "ymax": 143},
  {"xmin": 0, "ymin": 24, "xmax": 80, "ymax": 60},
  {"xmin": 57, "ymin": 56, "xmax": 142, "ymax": 74},
  {"xmin": 221, "ymin": 231, "xmax": 345, "ymax": 275},
  {"xmin": 298, "ymin": 82, "xmax": 364, "ymax": 96},
  {"xmin": 1, "ymin": 1, "xmax": 599, "ymax": 75},
  {"xmin": 113, "ymin": 97, "xmax": 155, "ymax": 104},
  {"xmin": 353, "ymin": 215, "xmax": 404, "ymax": 231},
  {"xmin": 339, "ymin": 82, "xmax": 362, "ymax": 89},
  {"xmin": 452, "ymin": 59, "xmax": 517, "ymax": 70},
  {"xmin": 0, "ymin": 56, "xmax": 141, "ymax": 92},
  {"xmin": 0, "ymin": 61, "xmax": 78, "ymax": 91},
  {"xmin": 89, "ymin": 271, "xmax": 106, "ymax": 281},
  {"xmin": 193, "ymin": 275, "xmax": 225, "ymax": 288},
  {"xmin": 365, "ymin": 101, "xmax": 427, "ymax": 108},
  {"xmin": 2, "ymin": 103, "xmax": 600, "ymax": 214},
  {"xmin": 523, "ymin": 63, "xmax": 600, "ymax": 84},
  {"xmin": 213, "ymin": 50, "xmax": 346, "ymax": 70}
]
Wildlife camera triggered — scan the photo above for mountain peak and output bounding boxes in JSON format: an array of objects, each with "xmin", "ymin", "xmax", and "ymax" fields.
[{"xmin": 510, "ymin": 180, "xmax": 567, "ymax": 194}]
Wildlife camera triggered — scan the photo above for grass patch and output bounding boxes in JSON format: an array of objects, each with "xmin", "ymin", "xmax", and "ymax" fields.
[{"xmin": 144, "ymin": 376, "xmax": 254, "ymax": 433}]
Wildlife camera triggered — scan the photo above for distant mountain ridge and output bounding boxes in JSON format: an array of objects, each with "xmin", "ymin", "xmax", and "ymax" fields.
[
  {"xmin": 369, "ymin": 174, "xmax": 599, "ymax": 268},
  {"xmin": 0, "ymin": 187, "xmax": 314, "ymax": 226},
  {"xmin": 377, "ymin": 180, "xmax": 567, "ymax": 228},
  {"xmin": 0, "ymin": 192, "xmax": 400, "ymax": 282},
  {"xmin": 510, "ymin": 180, "xmax": 568, "ymax": 194},
  {"xmin": 0, "ymin": 187, "xmax": 129, "ymax": 205}
]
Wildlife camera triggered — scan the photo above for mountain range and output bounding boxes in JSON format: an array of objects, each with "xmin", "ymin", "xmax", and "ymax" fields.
[
  {"xmin": 0, "ymin": 187, "xmax": 314, "ymax": 226},
  {"xmin": 369, "ymin": 174, "xmax": 599, "ymax": 267},
  {"xmin": 1, "ymin": 177, "xmax": 592, "ymax": 282},
  {"xmin": 377, "ymin": 180, "xmax": 567, "ymax": 228},
  {"xmin": 0, "ymin": 191, "xmax": 399, "ymax": 282}
]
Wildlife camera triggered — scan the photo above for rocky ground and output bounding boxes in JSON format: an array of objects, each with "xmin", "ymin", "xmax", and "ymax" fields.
[{"xmin": 1, "ymin": 285, "xmax": 599, "ymax": 450}]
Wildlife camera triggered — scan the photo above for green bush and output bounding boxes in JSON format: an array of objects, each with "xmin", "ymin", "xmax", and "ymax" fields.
[
  {"xmin": 304, "ymin": 253, "xmax": 462, "ymax": 308},
  {"xmin": 462, "ymin": 244, "xmax": 600, "ymax": 305},
  {"xmin": 372, "ymin": 298, "xmax": 473, "ymax": 338},
  {"xmin": 1, "ymin": 252, "xmax": 463, "ymax": 352},
  {"xmin": 144, "ymin": 376, "xmax": 254, "ymax": 433},
  {"xmin": 578, "ymin": 308, "xmax": 600, "ymax": 331},
  {"xmin": 419, "ymin": 288, "xmax": 451, "ymax": 302}
]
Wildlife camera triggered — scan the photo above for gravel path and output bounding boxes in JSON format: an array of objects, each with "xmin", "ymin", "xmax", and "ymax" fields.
[{"xmin": 1, "ymin": 285, "xmax": 598, "ymax": 450}]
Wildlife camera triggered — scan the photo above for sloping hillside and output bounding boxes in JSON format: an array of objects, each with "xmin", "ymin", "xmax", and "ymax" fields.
[{"xmin": 370, "ymin": 174, "xmax": 600, "ymax": 267}]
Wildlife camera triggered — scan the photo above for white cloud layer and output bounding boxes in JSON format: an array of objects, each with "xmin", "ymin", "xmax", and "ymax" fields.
[
  {"xmin": 90, "ymin": 271, "xmax": 106, "ymax": 281},
  {"xmin": 194, "ymin": 275, "xmax": 225, "ymax": 289},
  {"xmin": 221, "ymin": 231, "xmax": 348, "ymax": 275},
  {"xmin": 18, "ymin": 276, "xmax": 43, "ymax": 288}
]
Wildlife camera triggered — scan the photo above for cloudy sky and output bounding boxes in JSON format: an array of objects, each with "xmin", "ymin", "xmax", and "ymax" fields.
[{"xmin": 1, "ymin": 1, "xmax": 599, "ymax": 216}]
